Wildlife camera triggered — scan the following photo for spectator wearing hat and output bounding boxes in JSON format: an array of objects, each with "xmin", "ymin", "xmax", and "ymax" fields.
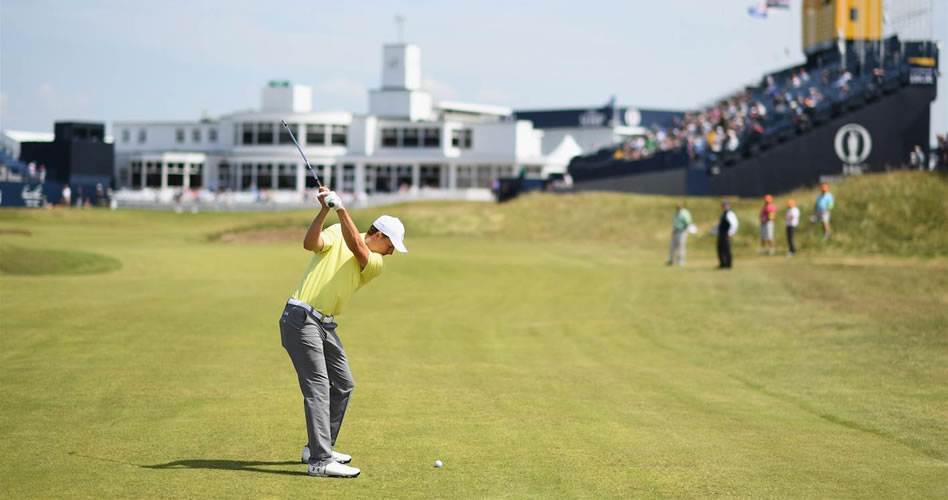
[
  {"xmin": 811, "ymin": 183, "xmax": 834, "ymax": 240},
  {"xmin": 715, "ymin": 200, "xmax": 738, "ymax": 269},
  {"xmin": 667, "ymin": 202, "xmax": 693, "ymax": 266},
  {"xmin": 785, "ymin": 199, "xmax": 800, "ymax": 256},
  {"xmin": 759, "ymin": 194, "xmax": 776, "ymax": 256}
]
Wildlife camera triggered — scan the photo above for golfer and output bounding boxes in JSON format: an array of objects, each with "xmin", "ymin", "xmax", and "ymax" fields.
[{"xmin": 280, "ymin": 186, "xmax": 407, "ymax": 478}]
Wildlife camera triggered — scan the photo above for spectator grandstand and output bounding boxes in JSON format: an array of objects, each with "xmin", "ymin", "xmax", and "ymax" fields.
[{"xmin": 568, "ymin": 35, "xmax": 940, "ymax": 196}]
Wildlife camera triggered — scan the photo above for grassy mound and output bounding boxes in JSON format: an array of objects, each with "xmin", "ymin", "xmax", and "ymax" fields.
[
  {"xmin": 0, "ymin": 246, "xmax": 122, "ymax": 275},
  {"xmin": 209, "ymin": 171, "xmax": 948, "ymax": 259},
  {"xmin": 350, "ymin": 170, "xmax": 948, "ymax": 258}
]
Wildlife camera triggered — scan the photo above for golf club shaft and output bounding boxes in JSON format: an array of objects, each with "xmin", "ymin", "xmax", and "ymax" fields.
[{"xmin": 281, "ymin": 120, "xmax": 334, "ymax": 207}]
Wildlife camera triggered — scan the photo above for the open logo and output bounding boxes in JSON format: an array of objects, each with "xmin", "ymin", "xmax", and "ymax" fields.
[{"xmin": 834, "ymin": 123, "xmax": 872, "ymax": 166}]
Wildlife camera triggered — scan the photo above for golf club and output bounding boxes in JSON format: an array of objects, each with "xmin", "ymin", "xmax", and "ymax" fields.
[{"xmin": 281, "ymin": 120, "xmax": 334, "ymax": 207}]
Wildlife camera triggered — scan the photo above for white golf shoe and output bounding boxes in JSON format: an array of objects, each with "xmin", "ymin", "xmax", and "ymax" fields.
[
  {"xmin": 308, "ymin": 461, "xmax": 360, "ymax": 478},
  {"xmin": 301, "ymin": 446, "xmax": 352, "ymax": 464}
]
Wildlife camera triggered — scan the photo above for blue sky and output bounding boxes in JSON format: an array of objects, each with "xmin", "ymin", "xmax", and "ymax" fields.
[{"xmin": 1, "ymin": 0, "xmax": 945, "ymax": 141}]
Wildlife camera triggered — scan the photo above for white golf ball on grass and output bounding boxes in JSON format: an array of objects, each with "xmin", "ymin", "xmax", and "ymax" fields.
[{"xmin": 434, "ymin": 459, "xmax": 443, "ymax": 468}]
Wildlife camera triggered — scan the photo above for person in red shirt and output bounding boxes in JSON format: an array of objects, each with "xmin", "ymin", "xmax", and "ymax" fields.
[{"xmin": 759, "ymin": 194, "xmax": 776, "ymax": 256}]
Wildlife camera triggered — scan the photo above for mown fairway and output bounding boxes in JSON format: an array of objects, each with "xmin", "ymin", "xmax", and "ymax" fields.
[{"xmin": 1, "ymin": 172, "xmax": 947, "ymax": 498}]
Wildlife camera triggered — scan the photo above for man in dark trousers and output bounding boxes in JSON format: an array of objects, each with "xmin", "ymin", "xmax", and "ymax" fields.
[{"xmin": 716, "ymin": 200, "xmax": 739, "ymax": 269}]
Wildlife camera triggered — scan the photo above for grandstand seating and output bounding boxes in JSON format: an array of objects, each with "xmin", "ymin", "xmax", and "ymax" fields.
[
  {"xmin": 0, "ymin": 148, "xmax": 29, "ymax": 175},
  {"xmin": 568, "ymin": 36, "xmax": 935, "ymax": 186}
]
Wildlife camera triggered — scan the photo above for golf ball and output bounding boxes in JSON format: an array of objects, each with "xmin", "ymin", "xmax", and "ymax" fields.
[{"xmin": 434, "ymin": 460, "xmax": 443, "ymax": 468}]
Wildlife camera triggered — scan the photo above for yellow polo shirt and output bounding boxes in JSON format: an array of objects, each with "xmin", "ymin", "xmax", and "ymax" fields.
[{"xmin": 291, "ymin": 224, "xmax": 384, "ymax": 316}]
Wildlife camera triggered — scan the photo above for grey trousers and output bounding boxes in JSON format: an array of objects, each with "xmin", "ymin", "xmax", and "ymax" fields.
[
  {"xmin": 668, "ymin": 230, "xmax": 688, "ymax": 265},
  {"xmin": 280, "ymin": 302, "xmax": 354, "ymax": 464}
]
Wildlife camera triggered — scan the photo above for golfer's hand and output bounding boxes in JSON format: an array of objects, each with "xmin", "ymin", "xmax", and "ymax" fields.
[
  {"xmin": 323, "ymin": 191, "xmax": 343, "ymax": 211},
  {"xmin": 317, "ymin": 187, "xmax": 331, "ymax": 209}
]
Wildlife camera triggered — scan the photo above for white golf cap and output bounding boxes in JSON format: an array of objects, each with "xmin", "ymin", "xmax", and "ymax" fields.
[{"xmin": 373, "ymin": 215, "xmax": 407, "ymax": 253}]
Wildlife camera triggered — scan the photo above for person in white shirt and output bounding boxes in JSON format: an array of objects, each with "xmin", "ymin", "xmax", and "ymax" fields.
[
  {"xmin": 716, "ymin": 200, "xmax": 738, "ymax": 269},
  {"xmin": 785, "ymin": 199, "xmax": 800, "ymax": 256}
]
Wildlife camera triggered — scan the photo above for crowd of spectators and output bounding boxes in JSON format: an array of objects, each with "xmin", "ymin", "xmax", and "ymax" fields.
[{"xmin": 611, "ymin": 63, "xmax": 895, "ymax": 166}]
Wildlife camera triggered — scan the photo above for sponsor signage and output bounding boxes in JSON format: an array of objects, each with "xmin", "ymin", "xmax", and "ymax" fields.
[
  {"xmin": 908, "ymin": 67, "xmax": 935, "ymax": 86},
  {"xmin": 514, "ymin": 107, "xmax": 682, "ymax": 129},
  {"xmin": 0, "ymin": 182, "xmax": 62, "ymax": 207}
]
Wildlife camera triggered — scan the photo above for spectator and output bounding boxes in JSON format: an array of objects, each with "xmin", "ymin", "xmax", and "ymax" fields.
[
  {"xmin": 715, "ymin": 200, "xmax": 738, "ymax": 269},
  {"xmin": 811, "ymin": 183, "xmax": 834, "ymax": 240},
  {"xmin": 667, "ymin": 202, "xmax": 693, "ymax": 266},
  {"xmin": 937, "ymin": 133, "xmax": 948, "ymax": 172},
  {"xmin": 909, "ymin": 145, "xmax": 926, "ymax": 170},
  {"xmin": 833, "ymin": 71, "xmax": 853, "ymax": 88},
  {"xmin": 95, "ymin": 183, "xmax": 106, "ymax": 207},
  {"xmin": 872, "ymin": 67, "xmax": 885, "ymax": 88},
  {"xmin": 759, "ymin": 194, "xmax": 776, "ymax": 255},
  {"xmin": 38, "ymin": 164, "xmax": 46, "ymax": 183},
  {"xmin": 766, "ymin": 75, "xmax": 778, "ymax": 97},
  {"xmin": 61, "ymin": 184, "xmax": 71, "ymax": 208},
  {"xmin": 785, "ymin": 199, "xmax": 800, "ymax": 256},
  {"xmin": 726, "ymin": 129, "xmax": 740, "ymax": 152}
]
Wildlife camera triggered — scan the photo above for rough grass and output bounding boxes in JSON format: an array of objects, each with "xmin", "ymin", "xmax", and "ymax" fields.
[
  {"xmin": 0, "ymin": 170, "xmax": 946, "ymax": 498},
  {"xmin": 0, "ymin": 246, "xmax": 122, "ymax": 275},
  {"xmin": 209, "ymin": 171, "xmax": 948, "ymax": 258}
]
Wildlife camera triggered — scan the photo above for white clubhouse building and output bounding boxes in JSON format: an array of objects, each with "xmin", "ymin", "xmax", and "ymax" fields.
[{"xmin": 113, "ymin": 43, "xmax": 653, "ymax": 203}]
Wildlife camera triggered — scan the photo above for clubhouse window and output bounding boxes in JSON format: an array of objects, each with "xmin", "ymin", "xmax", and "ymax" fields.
[
  {"xmin": 423, "ymin": 128, "xmax": 440, "ymax": 147},
  {"xmin": 305, "ymin": 165, "xmax": 324, "ymax": 188},
  {"xmin": 217, "ymin": 162, "xmax": 232, "ymax": 189},
  {"xmin": 277, "ymin": 163, "xmax": 296, "ymax": 189},
  {"xmin": 130, "ymin": 161, "xmax": 142, "ymax": 186},
  {"xmin": 331, "ymin": 125, "xmax": 347, "ymax": 145},
  {"xmin": 192, "ymin": 128, "xmax": 201, "ymax": 143},
  {"xmin": 306, "ymin": 124, "xmax": 326, "ymax": 145},
  {"xmin": 381, "ymin": 128, "xmax": 398, "ymax": 147},
  {"xmin": 189, "ymin": 163, "xmax": 203, "ymax": 188},
  {"xmin": 257, "ymin": 163, "xmax": 274, "ymax": 189},
  {"xmin": 121, "ymin": 129, "xmax": 130, "ymax": 143},
  {"xmin": 456, "ymin": 166, "xmax": 473, "ymax": 188},
  {"xmin": 176, "ymin": 129, "xmax": 185, "ymax": 144},
  {"xmin": 451, "ymin": 129, "xmax": 472, "ymax": 148},
  {"xmin": 241, "ymin": 123, "xmax": 254, "ymax": 145},
  {"xmin": 402, "ymin": 128, "xmax": 419, "ymax": 147},
  {"xmin": 208, "ymin": 129, "xmax": 218, "ymax": 143},
  {"xmin": 257, "ymin": 123, "xmax": 274, "ymax": 144},
  {"xmin": 167, "ymin": 162, "xmax": 185, "ymax": 187},
  {"xmin": 138, "ymin": 129, "xmax": 147, "ymax": 143},
  {"xmin": 279, "ymin": 123, "xmax": 298, "ymax": 145},
  {"xmin": 145, "ymin": 162, "xmax": 161, "ymax": 186}
]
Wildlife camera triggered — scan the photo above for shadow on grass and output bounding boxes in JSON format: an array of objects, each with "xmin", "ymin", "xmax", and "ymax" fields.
[{"xmin": 144, "ymin": 459, "xmax": 306, "ymax": 476}]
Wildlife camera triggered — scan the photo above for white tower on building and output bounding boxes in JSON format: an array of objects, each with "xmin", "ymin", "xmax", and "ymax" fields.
[
  {"xmin": 261, "ymin": 80, "xmax": 313, "ymax": 112},
  {"xmin": 369, "ymin": 44, "xmax": 433, "ymax": 121}
]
